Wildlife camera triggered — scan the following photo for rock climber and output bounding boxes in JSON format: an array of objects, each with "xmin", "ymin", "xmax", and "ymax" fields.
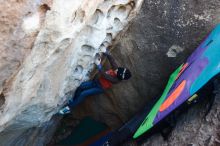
[{"xmin": 59, "ymin": 51, "xmax": 132, "ymax": 114}]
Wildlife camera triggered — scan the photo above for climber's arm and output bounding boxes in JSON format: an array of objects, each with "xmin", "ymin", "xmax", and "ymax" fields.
[
  {"xmin": 103, "ymin": 52, "xmax": 118, "ymax": 70},
  {"xmin": 97, "ymin": 65, "xmax": 119, "ymax": 83}
]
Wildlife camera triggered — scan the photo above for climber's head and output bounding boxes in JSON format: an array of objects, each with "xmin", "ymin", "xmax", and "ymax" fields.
[{"xmin": 115, "ymin": 67, "xmax": 131, "ymax": 80}]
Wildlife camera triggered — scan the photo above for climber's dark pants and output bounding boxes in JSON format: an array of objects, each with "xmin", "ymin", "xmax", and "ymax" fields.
[{"xmin": 68, "ymin": 80, "xmax": 104, "ymax": 107}]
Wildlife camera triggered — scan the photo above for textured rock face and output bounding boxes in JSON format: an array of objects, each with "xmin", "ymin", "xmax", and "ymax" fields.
[
  {"xmin": 0, "ymin": 0, "xmax": 52, "ymax": 94},
  {"xmin": 0, "ymin": 0, "xmax": 143, "ymax": 145}
]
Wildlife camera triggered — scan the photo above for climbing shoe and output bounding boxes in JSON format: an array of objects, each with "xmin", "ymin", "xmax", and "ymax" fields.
[{"xmin": 59, "ymin": 106, "xmax": 71, "ymax": 115}]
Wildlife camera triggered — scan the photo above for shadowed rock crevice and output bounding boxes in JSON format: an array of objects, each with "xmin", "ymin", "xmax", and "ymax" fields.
[{"xmin": 0, "ymin": 93, "xmax": 5, "ymax": 108}]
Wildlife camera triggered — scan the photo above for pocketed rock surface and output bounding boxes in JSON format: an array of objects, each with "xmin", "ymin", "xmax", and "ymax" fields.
[{"xmin": 0, "ymin": 0, "xmax": 143, "ymax": 145}]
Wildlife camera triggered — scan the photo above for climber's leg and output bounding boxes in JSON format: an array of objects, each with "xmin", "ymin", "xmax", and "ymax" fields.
[
  {"xmin": 74, "ymin": 80, "xmax": 98, "ymax": 98},
  {"xmin": 59, "ymin": 80, "xmax": 103, "ymax": 115},
  {"xmin": 68, "ymin": 86, "xmax": 104, "ymax": 107}
]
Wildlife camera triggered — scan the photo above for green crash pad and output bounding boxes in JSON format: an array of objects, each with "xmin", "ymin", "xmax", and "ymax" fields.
[
  {"xmin": 58, "ymin": 117, "xmax": 109, "ymax": 146},
  {"xmin": 133, "ymin": 64, "xmax": 183, "ymax": 138}
]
